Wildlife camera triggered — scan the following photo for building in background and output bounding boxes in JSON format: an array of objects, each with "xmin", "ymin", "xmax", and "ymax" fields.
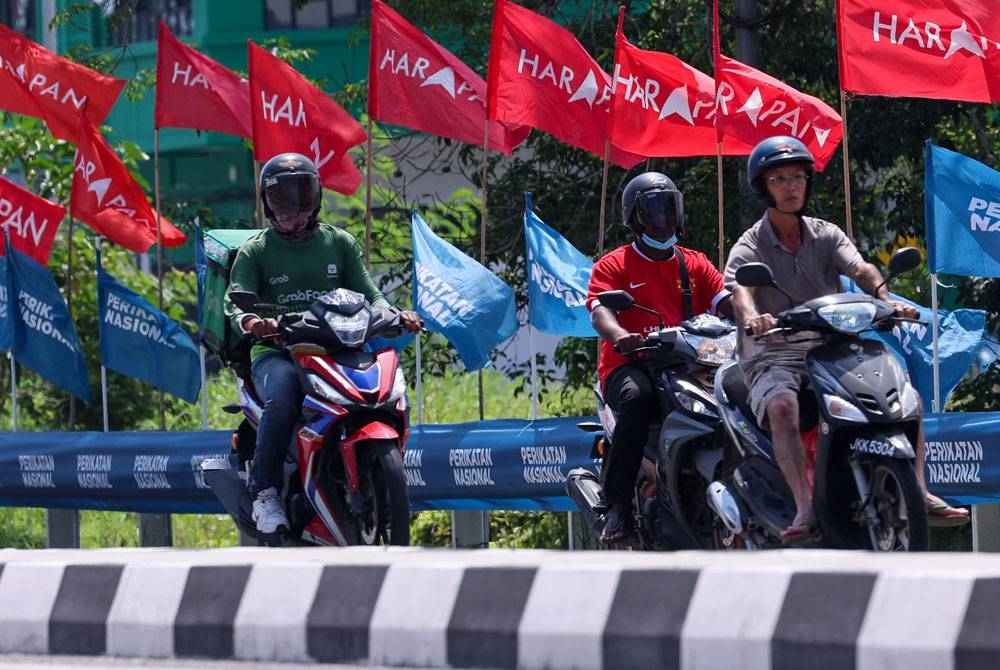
[{"xmin": 4, "ymin": 0, "xmax": 372, "ymax": 226}]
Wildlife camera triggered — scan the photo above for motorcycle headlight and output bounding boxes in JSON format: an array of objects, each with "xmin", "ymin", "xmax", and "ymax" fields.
[
  {"xmin": 816, "ymin": 302, "xmax": 876, "ymax": 334},
  {"xmin": 323, "ymin": 311, "xmax": 368, "ymax": 347},
  {"xmin": 307, "ymin": 372, "xmax": 355, "ymax": 406},
  {"xmin": 674, "ymin": 379, "xmax": 718, "ymax": 418},
  {"xmin": 683, "ymin": 331, "xmax": 737, "ymax": 365},
  {"xmin": 823, "ymin": 393, "xmax": 867, "ymax": 422}
]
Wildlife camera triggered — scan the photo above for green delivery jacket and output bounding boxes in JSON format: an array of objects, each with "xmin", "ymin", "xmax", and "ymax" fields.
[{"xmin": 226, "ymin": 224, "xmax": 390, "ymax": 361}]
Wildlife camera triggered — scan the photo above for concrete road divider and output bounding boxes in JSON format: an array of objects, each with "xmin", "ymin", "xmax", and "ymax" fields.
[{"xmin": 0, "ymin": 546, "xmax": 998, "ymax": 669}]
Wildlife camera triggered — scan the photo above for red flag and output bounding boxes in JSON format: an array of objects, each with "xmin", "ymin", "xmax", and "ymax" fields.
[
  {"xmin": 486, "ymin": 0, "xmax": 643, "ymax": 168},
  {"xmin": 155, "ymin": 21, "xmax": 252, "ymax": 137},
  {"xmin": 611, "ymin": 30, "xmax": 752, "ymax": 158},
  {"xmin": 70, "ymin": 118, "xmax": 186, "ymax": 253},
  {"xmin": 248, "ymin": 41, "xmax": 366, "ymax": 195},
  {"xmin": 0, "ymin": 176, "xmax": 65, "ymax": 266},
  {"xmin": 0, "ymin": 23, "xmax": 125, "ymax": 141},
  {"xmin": 369, "ymin": 0, "xmax": 528, "ymax": 155},
  {"xmin": 838, "ymin": 0, "xmax": 1000, "ymax": 103},
  {"xmin": 714, "ymin": 54, "xmax": 843, "ymax": 171}
]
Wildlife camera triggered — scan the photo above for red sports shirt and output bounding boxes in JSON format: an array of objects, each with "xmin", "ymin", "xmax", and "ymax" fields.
[{"xmin": 588, "ymin": 243, "xmax": 728, "ymax": 388}]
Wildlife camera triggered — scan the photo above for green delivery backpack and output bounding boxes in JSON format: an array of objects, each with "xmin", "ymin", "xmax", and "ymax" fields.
[{"xmin": 200, "ymin": 228, "xmax": 260, "ymax": 373}]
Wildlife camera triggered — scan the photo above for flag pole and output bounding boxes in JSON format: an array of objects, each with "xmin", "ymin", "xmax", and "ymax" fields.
[
  {"xmin": 478, "ymin": 119, "xmax": 490, "ymax": 422},
  {"xmin": 193, "ymin": 218, "xmax": 208, "ymax": 430},
  {"xmin": 3, "ymin": 223, "xmax": 16, "ymax": 431},
  {"xmin": 598, "ymin": 140, "xmax": 611, "ymax": 257},
  {"xmin": 8, "ymin": 353, "xmax": 16, "ymax": 432},
  {"xmin": 415, "ymin": 332, "xmax": 423, "ymax": 426},
  {"xmin": 364, "ymin": 117, "xmax": 374, "ymax": 265},
  {"xmin": 712, "ymin": 0, "xmax": 726, "ymax": 271},
  {"xmin": 839, "ymin": 90, "xmax": 855, "ymax": 242},
  {"xmin": 154, "ymin": 127, "xmax": 167, "ymax": 431},
  {"xmin": 96, "ymin": 238, "xmax": 110, "ymax": 432},
  {"xmin": 716, "ymin": 142, "xmax": 725, "ymax": 271},
  {"xmin": 525, "ymin": 191, "xmax": 538, "ymax": 420},
  {"xmin": 64, "ymin": 217, "xmax": 76, "ymax": 430},
  {"xmin": 930, "ymin": 273, "xmax": 942, "ymax": 412},
  {"xmin": 254, "ymin": 161, "xmax": 265, "ymax": 228}
]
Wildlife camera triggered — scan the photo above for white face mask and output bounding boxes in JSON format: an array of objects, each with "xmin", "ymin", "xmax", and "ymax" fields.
[{"xmin": 271, "ymin": 211, "xmax": 315, "ymax": 241}]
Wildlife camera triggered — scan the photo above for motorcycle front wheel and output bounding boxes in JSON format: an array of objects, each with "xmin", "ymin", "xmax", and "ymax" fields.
[
  {"xmin": 356, "ymin": 440, "xmax": 411, "ymax": 546},
  {"xmin": 863, "ymin": 459, "xmax": 928, "ymax": 552}
]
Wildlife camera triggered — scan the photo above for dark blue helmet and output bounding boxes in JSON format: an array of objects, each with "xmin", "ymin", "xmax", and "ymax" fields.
[{"xmin": 747, "ymin": 136, "xmax": 814, "ymax": 207}]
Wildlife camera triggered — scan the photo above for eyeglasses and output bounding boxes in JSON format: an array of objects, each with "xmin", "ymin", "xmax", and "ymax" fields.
[{"xmin": 767, "ymin": 174, "xmax": 809, "ymax": 187}]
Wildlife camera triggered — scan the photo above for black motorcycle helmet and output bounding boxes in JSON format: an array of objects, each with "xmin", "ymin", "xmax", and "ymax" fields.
[
  {"xmin": 621, "ymin": 171, "xmax": 684, "ymax": 238},
  {"xmin": 259, "ymin": 152, "xmax": 322, "ymax": 222},
  {"xmin": 747, "ymin": 135, "xmax": 815, "ymax": 210}
]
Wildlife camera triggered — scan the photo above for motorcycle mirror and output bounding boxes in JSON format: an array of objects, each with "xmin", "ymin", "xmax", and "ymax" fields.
[
  {"xmin": 872, "ymin": 246, "xmax": 923, "ymax": 297},
  {"xmin": 887, "ymin": 246, "xmax": 922, "ymax": 279},
  {"xmin": 598, "ymin": 289, "xmax": 664, "ymax": 328},
  {"xmin": 228, "ymin": 291, "xmax": 261, "ymax": 311},
  {"xmin": 597, "ymin": 290, "xmax": 634, "ymax": 311},
  {"xmin": 735, "ymin": 262, "xmax": 794, "ymax": 307},
  {"xmin": 734, "ymin": 262, "xmax": 775, "ymax": 288}
]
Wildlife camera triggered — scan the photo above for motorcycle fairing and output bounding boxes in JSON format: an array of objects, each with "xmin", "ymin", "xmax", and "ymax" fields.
[
  {"xmin": 295, "ymin": 349, "xmax": 399, "ymax": 405},
  {"xmin": 302, "ymin": 394, "xmax": 349, "ymax": 418},
  {"xmin": 714, "ymin": 361, "xmax": 772, "ymax": 461},
  {"xmin": 297, "ymin": 431, "xmax": 351, "ymax": 546},
  {"xmin": 807, "ymin": 338, "xmax": 912, "ymax": 423},
  {"xmin": 236, "ymin": 377, "xmax": 263, "ymax": 427},
  {"xmin": 338, "ymin": 421, "xmax": 400, "ymax": 494}
]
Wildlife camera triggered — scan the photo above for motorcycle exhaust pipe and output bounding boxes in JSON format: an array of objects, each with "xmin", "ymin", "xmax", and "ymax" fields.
[
  {"xmin": 565, "ymin": 468, "xmax": 608, "ymax": 533},
  {"xmin": 707, "ymin": 480, "xmax": 744, "ymax": 535}
]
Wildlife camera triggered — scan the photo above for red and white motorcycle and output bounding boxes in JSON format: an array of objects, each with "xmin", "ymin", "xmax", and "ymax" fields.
[{"xmin": 201, "ymin": 288, "xmax": 411, "ymax": 546}]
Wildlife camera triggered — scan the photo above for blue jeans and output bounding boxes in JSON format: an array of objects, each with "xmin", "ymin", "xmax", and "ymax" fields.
[{"xmin": 249, "ymin": 352, "xmax": 302, "ymax": 494}]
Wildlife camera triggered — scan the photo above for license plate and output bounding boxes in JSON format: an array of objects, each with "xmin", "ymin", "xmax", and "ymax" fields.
[{"xmin": 850, "ymin": 437, "xmax": 896, "ymax": 457}]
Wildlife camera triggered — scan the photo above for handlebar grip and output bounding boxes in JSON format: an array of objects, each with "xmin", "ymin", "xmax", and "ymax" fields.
[{"xmin": 744, "ymin": 326, "xmax": 754, "ymax": 336}]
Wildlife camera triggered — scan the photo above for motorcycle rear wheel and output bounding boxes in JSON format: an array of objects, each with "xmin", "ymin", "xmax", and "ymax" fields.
[
  {"xmin": 864, "ymin": 459, "xmax": 928, "ymax": 552},
  {"xmin": 356, "ymin": 440, "xmax": 411, "ymax": 546}
]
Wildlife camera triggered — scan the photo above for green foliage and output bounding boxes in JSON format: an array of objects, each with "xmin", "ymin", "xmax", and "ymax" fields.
[{"xmin": 0, "ymin": 508, "xmax": 46, "ymax": 548}]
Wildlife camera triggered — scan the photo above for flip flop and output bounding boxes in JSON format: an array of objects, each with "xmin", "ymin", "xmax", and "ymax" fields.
[
  {"xmin": 927, "ymin": 501, "xmax": 971, "ymax": 528},
  {"xmin": 780, "ymin": 519, "xmax": 820, "ymax": 545}
]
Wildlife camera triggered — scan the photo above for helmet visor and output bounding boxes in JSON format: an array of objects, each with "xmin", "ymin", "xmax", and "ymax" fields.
[
  {"xmin": 635, "ymin": 190, "xmax": 682, "ymax": 231},
  {"xmin": 264, "ymin": 172, "xmax": 320, "ymax": 216}
]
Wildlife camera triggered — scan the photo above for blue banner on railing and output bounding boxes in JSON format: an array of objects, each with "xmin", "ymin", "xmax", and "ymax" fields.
[{"xmin": 0, "ymin": 413, "xmax": 997, "ymax": 513}]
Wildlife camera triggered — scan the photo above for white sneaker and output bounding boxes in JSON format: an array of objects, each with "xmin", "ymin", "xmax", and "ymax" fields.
[{"xmin": 252, "ymin": 487, "xmax": 289, "ymax": 534}]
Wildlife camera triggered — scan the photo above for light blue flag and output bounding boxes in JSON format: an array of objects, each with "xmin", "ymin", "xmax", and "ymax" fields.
[
  {"xmin": 925, "ymin": 141, "xmax": 1000, "ymax": 278},
  {"xmin": 524, "ymin": 193, "xmax": 595, "ymax": 338},
  {"xmin": 411, "ymin": 210, "xmax": 518, "ymax": 371},
  {"xmin": 5, "ymin": 239, "xmax": 89, "ymax": 401},
  {"xmin": 98, "ymin": 249, "xmax": 201, "ymax": 403},
  {"xmin": 842, "ymin": 277, "xmax": 995, "ymax": 408}
]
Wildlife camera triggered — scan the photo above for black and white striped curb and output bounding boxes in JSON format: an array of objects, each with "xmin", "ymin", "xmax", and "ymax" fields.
[{"xmin": 0, "ymin": 547, "xmax": 997, "ymax": 669}]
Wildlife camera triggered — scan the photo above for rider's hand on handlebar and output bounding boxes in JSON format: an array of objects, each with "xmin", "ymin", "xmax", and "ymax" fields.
[
  {"xmin": 398, "ymin": 309, "xmax": 423, "ymax": 334},
  {"xmin": 244, "ymin": 316, "xmax": 279, "ymax": 339},
  {"xmin": 889, "ymin": 301, "xmax": 919, "ymax": 320},
  {"xmin": 613, "ymin": 332, "xmax": 645, "ymax": 355},
  {"xmin": 745, "ymin": 313, "xmax": 778, "ymax": 337}
]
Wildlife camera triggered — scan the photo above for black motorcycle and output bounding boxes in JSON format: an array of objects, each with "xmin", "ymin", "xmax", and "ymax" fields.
[
  {"xmin": 566, "ymin": 290, "xmax": 736, "ymax": 549},
  {"xmin": 709, "ymin": 247, "xmax": 929, "ymax": 551}
]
